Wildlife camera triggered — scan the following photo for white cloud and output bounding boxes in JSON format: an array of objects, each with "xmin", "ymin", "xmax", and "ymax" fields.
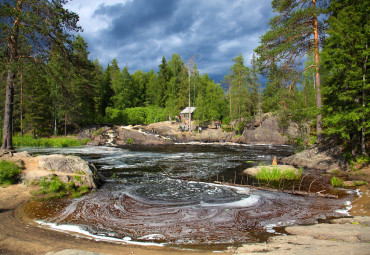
[{"xmin": 65, "ymin": 0, "xmax": 132, "ymax": 33}]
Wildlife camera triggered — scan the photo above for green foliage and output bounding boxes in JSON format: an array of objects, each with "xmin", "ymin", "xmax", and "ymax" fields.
[
  {"xmin": 74, "ymin": 175, "xmax": 83, "ymax": 184},
  {"xmin": 125, "ymin": 107, "xmax": 146, "ymax": 125},
  {"xmin": 321, "ymin": 0, "xmax": 369, "ymax": 157},
  {"xmin": 330, "ymin": 176, "xmax": 344, "ymax": 187},
  {"xmin": 256, "ymin": 166, "xmax": 302, "ymax": 182},
  {"xmin": 36, "ymin": 176, "xmax": 89, "ymax": 200},
  {"xmin": 0, "ymin": 160, "xmax": 21, "ymax": 186},
  {"xmin": 194, "ymin": 74, "xmax": 227, "ymax": 124},
  {"xmin": 356, "ymin": 156, "xmax": 370, "ymax": 165},
  {"xmin": 353, "ymin": 180, "xmax": 367, "ymax": 186},
  {"xmin": 13, "ymin": 135, "xmax": 88, "ymax": 147},
  {"xmin": 93, "ymin": 128, "xmax": 103, "ymax": 137},
  {"xmin": 233, "ymin": 121, "xmax": 247, "ymax": 135},
  {"xmin": 105, "ymin": 107, "xmax": 127, "ymax": 124},
  {"xmin": 105, "ymin": 106, "xmax": 167, "ymax": 125},
  {"xmin": 228, "ymin": 54, "xmax": 253, "ymax": 121},
  {"xmin": 126, "ymin": 138, "xmax": 134, "ymax": 145}
]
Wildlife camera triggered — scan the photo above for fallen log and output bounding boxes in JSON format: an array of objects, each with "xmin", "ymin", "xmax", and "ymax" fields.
[{"xmin": 213, "ymin": 181, "xmax": 338, "ymax": 199}]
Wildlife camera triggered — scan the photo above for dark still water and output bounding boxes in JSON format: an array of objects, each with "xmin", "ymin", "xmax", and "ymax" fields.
[{"xmin": 23, "ymin": 144, "xmax": 354, "ymax": 249}]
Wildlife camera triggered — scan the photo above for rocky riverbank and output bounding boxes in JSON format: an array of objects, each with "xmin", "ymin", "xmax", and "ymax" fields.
[
  {"xmin": 1, "ymin": 151, "xmax": 101, "ymax": 190},
  {"xmin": 78, "ymin": 113, "xmax": 305, "ymax": 146}
]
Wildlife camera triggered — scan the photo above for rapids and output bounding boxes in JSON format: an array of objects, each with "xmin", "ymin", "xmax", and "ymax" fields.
[{"xmin": 23, "ymin": 144, "xmax": 355, "ymax": 249}]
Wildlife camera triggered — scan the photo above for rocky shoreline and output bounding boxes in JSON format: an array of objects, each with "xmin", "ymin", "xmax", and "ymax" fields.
[{"xmin": 232, "ymin": 216, "xmax": 370, "ymax": 255}]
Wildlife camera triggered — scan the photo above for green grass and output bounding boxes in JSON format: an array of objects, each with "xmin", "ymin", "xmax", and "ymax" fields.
[
  {"xmin": 256, "ymin": 166, "xmax": 303, "ymax": 182},
  {"xmin": 13, "ymin": 135, "xmax": 89, "ymax": 148},
  {"xmin": 34, "ymin": 175, "xmax": 89, "ymax": 200},
  {"xmin": 353, "ymin": 180, "xmax": 367, "ymax": 186},
  {"xmin": 331, "ymin": 176, "xmax": 344, "ymax": 187},
  {"xmin": 0, "ymin": 160, "xmax": 22, "ymax": 186},
  {"xmin": 126, "ymin": 138, "xmax": 134, "ymax": 145}
]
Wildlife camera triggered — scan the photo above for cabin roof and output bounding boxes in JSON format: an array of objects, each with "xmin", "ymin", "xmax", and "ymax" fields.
[{"xmin": 180, "ymin": 107, "xmax": 196, "ymax": 114}]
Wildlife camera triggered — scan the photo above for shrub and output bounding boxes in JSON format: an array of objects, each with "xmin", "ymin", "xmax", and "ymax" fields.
[
  {"xmin": 125, "ymin": 107, "xmax": 146, "ymax": 125},
  {"xmin": 0, "ymin": 160, "xmax": 22, "ymax": 186},
  {"xmin": 126, "ymin": 138, "xmax": 134, "ymax": 145},
  {"xmin": 105, "ymin": 107, "xmax": 127, "ymax": 124},
  {"xmin": 105, "ymin": 106, "xmax": 168, "ymax": 125}
]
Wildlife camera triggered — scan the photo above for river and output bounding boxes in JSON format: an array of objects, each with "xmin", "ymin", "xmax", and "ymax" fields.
[{"xmin": 22, "ymin": 144, "xmax": 355, "ymax": 250}]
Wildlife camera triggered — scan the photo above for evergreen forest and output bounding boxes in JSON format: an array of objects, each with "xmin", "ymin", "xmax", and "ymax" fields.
[{"xmin": 0, "ymin": 0, "xmax": 369, "ymax": 161}]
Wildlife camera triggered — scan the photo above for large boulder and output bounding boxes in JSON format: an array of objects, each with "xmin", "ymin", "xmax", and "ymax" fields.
[
  {"xmin": 23, "ymin": 154, "xmax": 101, "ymax": 189},
  {"xmin": 280, "ymin": 145, "xmax": 347, "ymax": 172},
  {"xmin": 240, "ymin": 114, "xmax": 298, "ymax": 144},
  {"xmin": 116, "ymin": 127, "xmax": 174, "ymax": 145}
]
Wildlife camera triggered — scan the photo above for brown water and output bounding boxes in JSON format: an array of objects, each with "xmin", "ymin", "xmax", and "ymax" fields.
[{"xmin": 23, "ymin": 144, "xmax": 356, "ymax": 249}]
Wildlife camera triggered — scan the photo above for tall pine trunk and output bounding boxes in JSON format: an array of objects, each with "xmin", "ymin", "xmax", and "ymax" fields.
[
  {"xmin": 1, "ymin": 70, "xmax": 15, "ymax": 150},
  {"xmin": 1, "ymin": 1, "xmax": 21, "ymax": 151},
  {"xmin": 313, "ymin": 0, "xmax": 323, "ymax": 143},
  {"xmin": 362, "ymin": 43, "xmax": 368, "ymax": 156}
]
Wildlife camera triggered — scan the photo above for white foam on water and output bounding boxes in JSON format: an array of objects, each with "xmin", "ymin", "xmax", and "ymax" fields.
[
  {"xmin": 35, "ymin": 221, "xmax": 165, "ymax": 247},
  {"xmin": 265, "ymin": 224, "xmax": 277, "ymax": 233},
  {"xmin": 138, "ymin": 234, "xmax": 166, "ymax": 241},
  {"xmin": 335, "ymin": 200, "xmax": 352, "ymax": 216},
  {"xmin": 201, "ymin": 195, "xmax": 259, "ymax": 208}
]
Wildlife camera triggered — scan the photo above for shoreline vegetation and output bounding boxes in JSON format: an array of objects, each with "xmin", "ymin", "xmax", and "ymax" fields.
[{"xmin": 12, "ymin": 135, "xmax": 89, "ymax": 148}]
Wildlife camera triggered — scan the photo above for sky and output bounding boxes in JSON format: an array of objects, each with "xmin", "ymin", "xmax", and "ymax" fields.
[{"xmin": 65, "ymin": 0, "xmax": 274, "ymax": 83}]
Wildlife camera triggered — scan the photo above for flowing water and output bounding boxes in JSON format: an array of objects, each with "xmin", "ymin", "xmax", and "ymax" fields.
[{"xmin": 23, "ymin": 144, "xmax": 355, "ymax": 250}]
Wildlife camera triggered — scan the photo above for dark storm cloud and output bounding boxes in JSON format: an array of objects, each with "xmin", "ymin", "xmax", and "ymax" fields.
[{"xmin": 69, "ymin": 0, "xmax": 274, "ymax": 83}]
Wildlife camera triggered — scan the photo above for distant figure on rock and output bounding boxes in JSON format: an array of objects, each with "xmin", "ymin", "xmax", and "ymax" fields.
[{"xmin": 272, "ymin": 156, "xmax": 277, "ymax": 166}]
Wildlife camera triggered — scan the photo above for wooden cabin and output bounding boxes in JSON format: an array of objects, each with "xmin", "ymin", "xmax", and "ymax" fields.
[{"xmin": 180, "ymin": 107, "xmax": 196, "ymax": 120}]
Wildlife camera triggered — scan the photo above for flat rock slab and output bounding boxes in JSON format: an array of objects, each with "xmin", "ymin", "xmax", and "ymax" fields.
[
  {"xmin": 243, "ymin": 165, "xmax": 299, "ymax": 176},
  {"xmin": 234, "ymin": 216, "xmax": 370, "ymax": 255},
  {"xmin": 44, "ymin": 250, "xmax": 110, "ymax": 255}
]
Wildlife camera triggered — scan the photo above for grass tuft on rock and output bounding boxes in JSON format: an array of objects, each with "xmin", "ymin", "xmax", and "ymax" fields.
[
  {"xmin": 34, "ymin": 175, "xmax": 89, "ymax": 201},
  {"xmin": 256, "ymin": 166, "xmax": 303, "ymax": 182},
  {"xmin": 330, "ymin": 176, "xmax": 344, "ymax": 187}
]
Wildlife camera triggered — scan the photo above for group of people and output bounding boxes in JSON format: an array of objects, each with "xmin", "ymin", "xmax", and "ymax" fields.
[
  {"xmin": 174, "ymin": 115, "xmax": 182, "ymax": 123},
  {"xmin": 215, "ymin": 120, "xmax": 222, "ymax": 129},
  {"xmin": 169, "ymin": 115, "xmax": 183, "ymax": 125},
  {"xmin": 179, "ymin": 122, "xmax": 189, "ymax": 132}
]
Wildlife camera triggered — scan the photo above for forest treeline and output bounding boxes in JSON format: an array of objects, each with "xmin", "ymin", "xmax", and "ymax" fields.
[{"xmin": 0, "ymin": 0, "xmax": 368, "ymax": 159}]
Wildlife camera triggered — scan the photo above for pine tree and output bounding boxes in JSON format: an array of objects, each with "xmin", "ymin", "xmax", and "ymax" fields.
[
  {"xmin": 69, "ymin": 35, "xmax": 96, "ymax": 126},
  {"xmin": 229, "ymin": 54, "xmax": 251, "ymax": 121},
  {"xmin": 250, "ymin": 53, "xmax": 262, "ymax": 116},
  {"xmin": 322, "ymin": 0, "xmax": 369, "ymax": 157},
  {"xmin": 0, "ymin": 0, "xmax": 80, "ymax": 150},
  {"xmin": 157, "ymin": 56, "xmax": 171, "ymax": 108},
  {"xmin": 255, "ymin": 0, "xmax": 326, "ymax": 141}
]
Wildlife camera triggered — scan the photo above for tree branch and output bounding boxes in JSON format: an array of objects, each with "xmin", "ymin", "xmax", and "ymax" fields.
[{"xmin": 289, "ymin": 65, "xmax": 316, "ymax": 90}]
